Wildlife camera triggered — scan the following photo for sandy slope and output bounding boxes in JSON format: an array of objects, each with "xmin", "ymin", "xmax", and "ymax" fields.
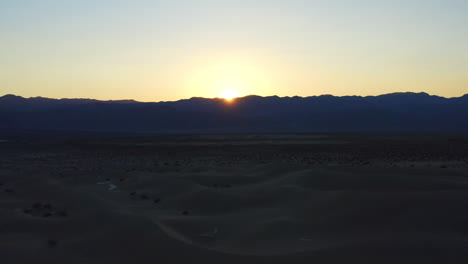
[{"xmin": 1, "ymin": 135, "xmax": 468, "ymax": 263}]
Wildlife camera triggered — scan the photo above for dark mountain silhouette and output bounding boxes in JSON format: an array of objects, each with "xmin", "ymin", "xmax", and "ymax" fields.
[{"xmin": 1, "ymin": 92, "xmax": 468, "ymax": 133}]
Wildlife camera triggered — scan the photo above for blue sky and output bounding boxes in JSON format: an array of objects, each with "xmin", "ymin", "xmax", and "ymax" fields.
[{"xmin": 1, "ymin": 0, "xmax": 467, "ymax": 101}]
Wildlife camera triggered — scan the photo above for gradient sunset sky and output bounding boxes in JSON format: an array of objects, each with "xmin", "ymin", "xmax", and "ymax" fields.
[{"xmin": 1, "ymin": 0, "xmax": 467, "ymax": 101}]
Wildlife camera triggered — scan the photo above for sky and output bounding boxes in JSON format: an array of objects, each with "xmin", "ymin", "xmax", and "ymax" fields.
[{"xmin": 1, "ymin": 0, "xmax": 467, "ymax": 101}]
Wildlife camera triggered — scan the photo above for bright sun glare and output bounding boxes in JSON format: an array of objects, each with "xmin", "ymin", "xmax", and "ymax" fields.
[{"xmin": 220, "ymin": 89, "xmax": 240, "ymax": 101}]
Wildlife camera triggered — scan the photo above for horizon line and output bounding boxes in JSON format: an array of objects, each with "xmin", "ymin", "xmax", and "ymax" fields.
[{"xmin": 1, "ymin": 91, "xmax": 467, "ymax": 104}]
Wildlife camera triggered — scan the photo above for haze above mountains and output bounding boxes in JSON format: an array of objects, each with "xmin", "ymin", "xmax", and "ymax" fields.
[{"xmin": 1, "ymin": 93, "xmax": 468, "ymax": 133}]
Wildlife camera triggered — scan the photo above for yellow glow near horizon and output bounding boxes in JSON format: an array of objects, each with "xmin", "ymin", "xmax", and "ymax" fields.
[
  {"xmin": 183, "ymin": 55, "xmax": 278, "ymax": 100},
  {"xmin": 220, "ymin": 89, "xmax": 240, "ymax": 100}
]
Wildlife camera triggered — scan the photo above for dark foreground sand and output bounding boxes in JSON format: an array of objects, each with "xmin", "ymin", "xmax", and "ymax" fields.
[{"xmin": 1, "ymin": 134, "xmax": 468, "ymax": 263}]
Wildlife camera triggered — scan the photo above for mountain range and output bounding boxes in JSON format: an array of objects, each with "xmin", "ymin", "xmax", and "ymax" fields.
[{"xmin": 1, "ymin": 93, "xmax": 468, "ymax": 133}]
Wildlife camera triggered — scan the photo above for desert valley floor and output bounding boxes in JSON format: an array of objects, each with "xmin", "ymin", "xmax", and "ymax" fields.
[{"xmin": 2, "ymin": 134, "xmax": 468, "ymax": 263}]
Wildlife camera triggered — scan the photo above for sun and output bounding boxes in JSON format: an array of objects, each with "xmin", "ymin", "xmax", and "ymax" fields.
[{"xmin": 220, "ymin": 89, "xmax": 240, "ymax": 101}]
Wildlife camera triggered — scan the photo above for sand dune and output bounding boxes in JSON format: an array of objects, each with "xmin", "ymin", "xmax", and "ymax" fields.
[{"xmin": 1, "ymin": 135, "xmax": 468, "ymax": 263}]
